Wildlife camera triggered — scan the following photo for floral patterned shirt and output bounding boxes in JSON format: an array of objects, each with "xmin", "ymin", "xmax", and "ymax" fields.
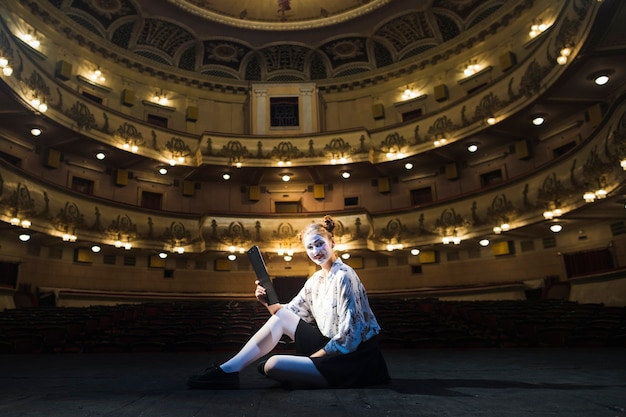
[{"xmin": 285, "ymin": 258, "xmax": 381, "ymax": 354}]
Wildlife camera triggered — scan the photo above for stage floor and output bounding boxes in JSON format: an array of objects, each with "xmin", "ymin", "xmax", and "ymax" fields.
[{"xmin": 1, "ymin": 348, "xmax": 625, "ymax": 417}]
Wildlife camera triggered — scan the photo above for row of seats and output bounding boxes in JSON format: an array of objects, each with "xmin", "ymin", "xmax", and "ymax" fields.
[{"xmin": 0, "ymin": 299, "xmax": 624, "ymax": 353}]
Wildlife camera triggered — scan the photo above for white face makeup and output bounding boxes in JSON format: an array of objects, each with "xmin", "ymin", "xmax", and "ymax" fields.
[{"xmin": 304, "ymin": 233, "xmax": 333, "ymax": 266}]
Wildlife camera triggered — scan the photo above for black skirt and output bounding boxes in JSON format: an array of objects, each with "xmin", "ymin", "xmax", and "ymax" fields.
[{"xmin": 293, "ymin": 320, "xmax": 390, "ymax": 388}]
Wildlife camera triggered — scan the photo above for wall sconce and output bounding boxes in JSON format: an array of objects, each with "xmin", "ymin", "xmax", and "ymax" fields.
[
  {"xmin": 529, "ymin": 20, "xmax": 548, "ymax": 38},
  {"xmin": 479, "ymin": 239, "xmax": 490, "ymax": 247},
  {"xmin": 583, "ymin": 191, "xmax": 596, "ymax": 203},
  {"xmin": 122, "ymin": 142, "xmax": 139, "ymax": 153},
  {"xmin": 62, "ymin": 233, "xmax": 77, "ymax": 242},
  {"xmin": 30, "ymin": 95, "xmax": 48, "ymax": 113},
  {"xmin": 341, "ymin": 170, "xmax": 351, "ymax": 179},
  {"xmin": 401, "ymin": 85, "xmax": 418, "ymax": 100},
  {"xmin": 89, "ymin": 68, "xmax": 106, "ymax": 83},
  {"xmin": 91, "ymin": 245, "xmax": 101, "ymax": 253},
  {"xmin": 10, "ymin": 217, "xmax": 31, "ymax": 228},
  {"xmin": 620, "ymin": 159, "xmax": 626, "ymax": 170},
  {"xmin": 330, "ymin": 156, "xmax": 348, "ymax": 165},
  {"xmin": 21, "ymin": 31, "xmax": 41, "ymax": 49},
  {"xmin": 442, "ymin": 236, "xmax": 461, "ymax": 245},
  {"xmin": 19, "ymin": 234, "xmax": 31, "ymax": 242},
  {"xmin": 341, "ymin": 252, "xmax": 350, "ymax": 260},
  {"xmin": 433, "ymin": 137, "xmax": 447, "ymax": 147},
  {"xmin": 153, "ymin": 89, "xmax": 168, "ymax": 106},
  {"xmin": 159, "ymin": 167, "xmax": 168, "ymax": 175},
  {"xmin": 557, "ymin": 46, "xmax": 573, "ymax": 65},
  {"xmin": 386, "ymin": 243, "xmax": 404, "ymax": 251},
  {"xmin": 158, "ymin": 251, "xmax": 168, "ymax": 259},
  {"xmin": 463, "ymin": 60, "xmax": 481, "ymax": 77},
  {"xmin": 410, "ymin": 248, "xmax": 420, "ymax": 255},
  {"xmin": 281, "ymin": 172, "xmax": 292, "ymax": 182},
  {"xmin": 493, "ymin": 222, "xmax": 509, "ymax": 234},
  {"xmin": 0, "ymin": 55, "xmax": 13, "ymax": 76},
  {"xmin": 543, "ymin": 208, "xmax": 562, "ymax": 220}
]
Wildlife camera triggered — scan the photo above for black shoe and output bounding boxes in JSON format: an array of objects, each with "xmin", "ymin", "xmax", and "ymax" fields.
[{"xmin": 187, "ymin": 365, "xmax": 240, "ymax": 389}]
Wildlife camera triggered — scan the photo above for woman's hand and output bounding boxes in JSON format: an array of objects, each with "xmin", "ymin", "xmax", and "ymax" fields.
[
  {"xmin": 254, "ymin": 280, "xmax": 269, "ymax": 306},
  {"xmin": 255, "ymin": 280, "xmax": 283, "ymax": 314}
]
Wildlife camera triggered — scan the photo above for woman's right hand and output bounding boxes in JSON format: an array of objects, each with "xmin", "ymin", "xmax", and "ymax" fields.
[{"xmin": 254, "ymin": 280, "xmax": 269, "ymax": 306}]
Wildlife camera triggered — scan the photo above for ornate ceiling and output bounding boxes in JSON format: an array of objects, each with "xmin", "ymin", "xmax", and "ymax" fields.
[{"xmin": 47, "ymin": 0, "xmax": 507, "ymax": 81}]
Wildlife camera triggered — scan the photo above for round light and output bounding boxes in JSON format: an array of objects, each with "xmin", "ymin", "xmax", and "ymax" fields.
[
  {"xmin": 158, "ymin": 252, "xmax": 168, "ymax": 259},
  {"xmin": 410, "ymin": 248, "xmax": 420, "ymax": 256},
  {"xmin": 532, "ymin": 116, "xmax": 545, "ymax": 126},
  {"xmin": 91, "ymin": 245, "xmax": 101, "ymax": 253},
  {"xmin": 594, "ymin": 75, "xmax": 609, "ymax": 86},
  {"xmin": 30, "ymin": 127, "xmax": 42, "ymax": 136},
  {"xmin": 404, "ymin": 162, "xmax": 413, "ymax": 170},
  {"xmin": 228, "ymin": 254, "xmax": 237, "ymax": 261},
  {"xmin": 222, "ymin": 173, "xmax": 231, "ymax": 180},
  {"xmin": 283, "ymin": 255, "xmax": 293, "ymax": 262},
  {"xmin": 341, "ymin": 171, "xmax": 351, "ymax": 179},
  {"xmin": 479, "ymin": 239, "xmax": 490, "ymax": 247},
  {"xmin": 341, "ymin": 253, "xmax": 350, "ymax": 260},
  {"xmin": 159, "ymin": 167, "xmax": 168, "ymax": 175},
  {"xmin": 550, "ymin": 224, "xmax": 562, "ymax": 233},
  {"xmin": 19, "ymin": 234, "xmax": 31, "ymax": 242},
  {"xmin": 96, "ymin": 152, "xmax": 106, "ymax": 160},
  {"xmin": 486, "ymin": 117, "xmax": 496, "ymax": 125},
  {"xmin": 467, "ymin": 144, "xmax": 478, "ymax": 153},
  {"xmin": 281, "ymin": 174, "xmax": 291, "ymax": 182}
]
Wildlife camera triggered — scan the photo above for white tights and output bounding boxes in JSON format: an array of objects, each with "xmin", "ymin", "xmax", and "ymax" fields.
[{"xmin": 220, "ymin": 308, "xmax": 328, "ymax": 387}]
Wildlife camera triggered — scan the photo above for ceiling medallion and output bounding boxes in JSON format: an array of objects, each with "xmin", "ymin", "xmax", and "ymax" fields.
[{"xmin": 166, "ymin": 0, "xmax": 391, "ymax": 31}]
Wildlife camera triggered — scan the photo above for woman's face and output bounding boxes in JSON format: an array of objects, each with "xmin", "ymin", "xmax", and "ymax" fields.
[{"xmin": 303, "ymin": 233, "xmax": 333, "ymax": 266}]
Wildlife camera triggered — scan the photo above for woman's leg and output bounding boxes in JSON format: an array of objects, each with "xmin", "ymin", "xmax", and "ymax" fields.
[
  {"xmin": 263, "ymin": 355, "xmax": 329, "ymax": 387},
  {"xmin": 220, "ymin": 307, "xmax": 300, "ymax": 373}
]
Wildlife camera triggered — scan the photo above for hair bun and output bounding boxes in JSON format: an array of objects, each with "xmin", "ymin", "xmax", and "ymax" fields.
[{"xmin": 322, "ymin": 215, "xmax": 335, "ymax": 234}]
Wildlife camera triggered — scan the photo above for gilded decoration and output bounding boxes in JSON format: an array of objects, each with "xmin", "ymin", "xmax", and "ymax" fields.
[
  {"xmin": 5, "ymin": 182, "xmax": 35, "ymax": 220},
  {"xmin": 378, "ymin": 218, "xmax": 411, "ymax": 247},
  {"xmin": 164, "ymin": 137, "xmax": 192, "ymax": 160},
  {"xmin": 271, "ymin": 141, "xmax": 303, "ymax": 163},
  {"xmin": 324, "ymin": 137, "xmax": 352, "ymax": 161},
  {"xmin": 537, "ymin": 173, "xmax": 568, "ymax": 210},
  {"xmin": 161, "ymin": 221, "xmax": 192, "ymax": 247},
  {"xmin": 52, "ymin": 201, "xmax": 85, "ymax": 236},
  {"xmin": 115, "ymin": 122, "xmax": 145, "ymax": 148},
  {"xmin": 434, "ymin": 208, "xmax": 468, "ymax": 239},
  {"xmin": 486, "ymin": 194, "xmax": 517, "ymax": 227},
  {"xmin": 379, "ymin": 132, "xmax": 407, "ymax": 155},
  {"xmin": 220, "ymin": 221, "xmax": 251, "ymax": 250},
  {"xmin": 106, "ymin": 214, "xmax": 139, "ymax": 243},
  {"xmin": 67, "ymin": 101, "xmax": 97, "ymax": 131},
  {"xmin": 219, "ymin": 140, "xmax": 249, "ymax": 166}
]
